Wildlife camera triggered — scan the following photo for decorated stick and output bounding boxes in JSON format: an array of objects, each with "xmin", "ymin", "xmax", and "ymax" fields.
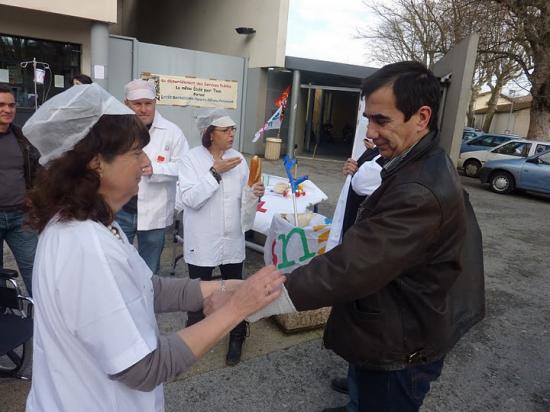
[{"xmin": 283, "ymin": 155, "xmax": 308, "ymax": 226}]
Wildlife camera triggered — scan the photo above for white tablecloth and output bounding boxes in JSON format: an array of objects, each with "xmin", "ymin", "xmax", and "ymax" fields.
[{"xmin": 252, "ymin": 174, "xmax": 328, "ymax": 235}]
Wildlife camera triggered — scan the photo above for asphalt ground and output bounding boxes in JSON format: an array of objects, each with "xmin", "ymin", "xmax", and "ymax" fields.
[{"xmin": 1, "ymin": 156, "xmax": 549, "ymax": 411}]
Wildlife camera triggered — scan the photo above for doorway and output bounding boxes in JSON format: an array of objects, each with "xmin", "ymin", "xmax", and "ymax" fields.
[{"xmin": 301, "ymin": 85, "xmax": 360, "ymax": 160}]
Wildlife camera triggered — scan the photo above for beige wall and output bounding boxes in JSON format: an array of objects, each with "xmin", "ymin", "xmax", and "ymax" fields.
[
  {"xmin": 0, "ymin": 5, "xmax": 92, "ymax": 74},
  {"xmin": 0, "ymin": 0, "xmax": 117, "ymax": 23},
  {"xmin": 474, "ymin": 108, "xmax": 530, "ymax": 137},
  {"xmin": 473, "ymin": 93, "xmax": 510, "ymax": 110},
  {"xmin": 129, "ymin": 0, "xmax": 289, "ymax": 68}
]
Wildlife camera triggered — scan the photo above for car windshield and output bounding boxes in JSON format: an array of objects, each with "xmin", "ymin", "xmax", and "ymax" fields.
[
  {"xmin": 470, "ymin": 136, "xmax": 493, "ymax": 146},
  {"xmin": 493, "ymin": 142, "xmax": 531, "ymax": 157}
]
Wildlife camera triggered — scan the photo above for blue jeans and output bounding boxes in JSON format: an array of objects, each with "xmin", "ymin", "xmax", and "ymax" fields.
[
  {"xmin": 0, "ymin": 210, "xmax": 38, "ymax": 296},
  {"xmin": 116, "ymin": 209, "xmax": 166, "ymax": 274},
  {"xmin": 347, "ymin": 358, "xmax": 445, "ymax": 412}
]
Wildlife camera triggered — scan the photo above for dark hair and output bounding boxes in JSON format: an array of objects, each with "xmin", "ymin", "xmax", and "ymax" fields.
[
  {"xmin": 361, "ymin": 61, "xmax": 441, "ymax": 132},
  {"xmin": 201, "ymin": 125, "xmax": 216, "ymax": 148},
  {"xmin": 0, "ymin": 85, "xmax": 14, "ymax": 95},
  {"xmin": 28, "ymin": 114, "xmax": 150, "ymax": 233},
  {"xmin": 71, "ymin": 74, "xmax": 93, "ymax": 85}
]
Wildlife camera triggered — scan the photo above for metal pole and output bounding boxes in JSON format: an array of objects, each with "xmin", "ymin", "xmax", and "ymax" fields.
[
  {"xmin": 90, "ymin": 22, "xmax": 110, "ymax": 89},
  {"xmin": 286, "ymin": 69, "xmax": 301, "ymax": 156},
  {"xmin": 32, "ymin": 58, "xmax": 37, "ymax": 111}
]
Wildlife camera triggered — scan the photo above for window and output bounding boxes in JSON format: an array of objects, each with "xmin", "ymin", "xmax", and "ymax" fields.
[
  {"xmin": 535, "ymin": 144, "xmax": 550, "ymax": 155},
  {"xmin": 0, "ymin": 34, "xmax": 81, "ymax": 108},
  {"xmin": 470, "ymin": 136, "xmax": 494, "ymax": 147},
  {"xmin": 491, "ymin": 135, "xmax": 511, "ymax": 145},
  {"xmin": 539, "ymin": 153, "xmax": 550, "ymax": 164},
  {"xmin": 493, "ymin": 142, "xmax": 532, "ymax": 157}
]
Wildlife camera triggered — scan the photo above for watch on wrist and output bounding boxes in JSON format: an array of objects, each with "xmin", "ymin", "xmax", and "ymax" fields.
[{"xmin": 210, "ymin": 166, "xmax": 222, "ymax": 183}]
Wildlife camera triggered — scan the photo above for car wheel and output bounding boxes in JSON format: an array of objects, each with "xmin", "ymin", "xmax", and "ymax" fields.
[
  {"xmin": 490, "ymin": 171, "xmax": 515, "ymax": 194},
  {"xmin": 463, "ymin": 159, "xmax": 482, "ymax": 178}
]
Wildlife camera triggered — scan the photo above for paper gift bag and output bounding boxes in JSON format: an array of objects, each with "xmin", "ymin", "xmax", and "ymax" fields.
[{"xmin": 264, "ymin": 212, "xmax": 332, "ymax": 332}]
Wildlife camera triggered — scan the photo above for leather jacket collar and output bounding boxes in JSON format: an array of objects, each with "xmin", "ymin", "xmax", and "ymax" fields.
[{"xmin": 381, "ymin": 130, "xmax": 439, "ymax": 180}]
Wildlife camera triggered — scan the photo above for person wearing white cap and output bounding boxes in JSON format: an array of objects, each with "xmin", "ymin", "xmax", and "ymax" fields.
[
  {"xmin": 22, "ymin": 84, "xmax": 285, "ymax": 411},
  {"xmin": 178, "ymin": 108, "xmax": 265, "ymax": 366},
  {"xmin": 116, "ymin": 79, "xmax": 189, "ymax": 274}
]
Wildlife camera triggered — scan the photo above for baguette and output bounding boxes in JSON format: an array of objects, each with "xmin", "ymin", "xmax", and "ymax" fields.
[{"xmin": 248, "ymin": 155, "xmax": 262, "ymax": 186}]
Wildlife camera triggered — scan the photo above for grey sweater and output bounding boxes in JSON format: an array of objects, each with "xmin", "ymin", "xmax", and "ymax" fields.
[{"xmin": 109, "ymin": 276, "xmax": 203, "ymax": 391}]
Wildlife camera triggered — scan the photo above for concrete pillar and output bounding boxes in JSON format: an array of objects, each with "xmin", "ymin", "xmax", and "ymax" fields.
[
  {"xmin": 90, "ymin": 22, "xmax": 110, "ymax": 89},
  {"xmin": 286, "ymin": 69, "xmax": 300, "ymax": 156}
]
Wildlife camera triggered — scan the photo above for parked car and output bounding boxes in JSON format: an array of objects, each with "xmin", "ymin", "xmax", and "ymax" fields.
[
  {"xmin": 458, "ymin": 139, "xmax": 550, "ymax": 177},
  {"xmin": 479, "ymin": 150, "xmax": 550, "ymax": 195},
  {"xmin": 462, "ymin": 127, "xmax": 483, "ymax": 141},
  {"xmin": 460, "ymin": 133, "xmax": 518, "ymax": 154}
]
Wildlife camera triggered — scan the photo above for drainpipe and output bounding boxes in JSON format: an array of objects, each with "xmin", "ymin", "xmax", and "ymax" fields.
[
  {"xmin": 90, "ymin": 22, "xmax": 110, "ymax": 89},
  {"xmin": 286, "ymin": 69, "xmax": 301, "ymax": 156}
]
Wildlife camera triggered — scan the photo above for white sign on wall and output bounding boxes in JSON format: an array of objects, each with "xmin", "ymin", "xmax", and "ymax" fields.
[{"xmin": 142, "ymin": 72, "xmax": 238, "ymax": 109}]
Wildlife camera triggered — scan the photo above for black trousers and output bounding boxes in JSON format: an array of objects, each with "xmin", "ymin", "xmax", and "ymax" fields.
[{"xmin": 186, "ymin": 262, "xmax": 247, "ymax": 337}]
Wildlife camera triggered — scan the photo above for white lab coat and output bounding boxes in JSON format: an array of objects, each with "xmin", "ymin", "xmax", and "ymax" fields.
[
  {"xmin": 27, "ymin": 218, "xmax": 163, "ymax": 412},
  {"xmin": 178, "ymin": 146, "xmax": 252, "ymax": 267},
  {"xmin": 138, "ymin": 111, "xmax": 189, "ymax": 230}
]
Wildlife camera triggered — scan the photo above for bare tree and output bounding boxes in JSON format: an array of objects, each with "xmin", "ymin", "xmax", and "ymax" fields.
[
  {"xmin": 488, "ymin": 0, "xmax": 550, "ymax": 139},
  {"xmin": 360, "ymin": 0, "xmax": 525, "ymax": 133}
]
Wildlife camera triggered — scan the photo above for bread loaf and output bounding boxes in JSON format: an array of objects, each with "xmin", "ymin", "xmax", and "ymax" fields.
[{"xmin": 248, "ymin": 155, "xmax": 262, "ymax": 186}]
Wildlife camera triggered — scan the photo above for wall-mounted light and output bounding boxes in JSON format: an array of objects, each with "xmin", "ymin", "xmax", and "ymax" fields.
[{"xmin": 235, "ymin": 27, "xmax": 256, "ymax": 35}]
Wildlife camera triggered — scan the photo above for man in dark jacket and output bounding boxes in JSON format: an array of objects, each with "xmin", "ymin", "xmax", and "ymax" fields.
[
  {"xmin": 0, "ymin": 85, "xmax": 40, "ymax": 295},
  {"xmin": 284, "ymin": 62, "xmax": 484, "ymax": 411}
]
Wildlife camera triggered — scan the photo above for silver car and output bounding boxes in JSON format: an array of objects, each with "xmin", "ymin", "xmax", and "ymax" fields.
[{"xmin": 479, "ymin": 150, "xmax": 550, "ymax": 195}]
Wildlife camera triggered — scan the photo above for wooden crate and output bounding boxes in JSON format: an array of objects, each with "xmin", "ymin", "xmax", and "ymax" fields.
[{"xmin": 272, "ymin": 307, "xmax": 331, "ymax": 333}]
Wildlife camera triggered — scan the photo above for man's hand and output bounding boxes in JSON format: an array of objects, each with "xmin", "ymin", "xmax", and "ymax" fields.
[
  {"xmin": 252, "ymin": 181, "xmax": 265, "ymax": 198},
  {"xmin": 213, "ymin": 156, "xmax": 241, "ymax": 174},
  {"xmin": 342, "ymin": 158, "xmax": 358, "ymax": 176}
]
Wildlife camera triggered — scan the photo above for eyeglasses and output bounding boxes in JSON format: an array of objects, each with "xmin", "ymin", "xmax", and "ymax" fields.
[{"xmin": 214, "ymin": 126, "xmax": 237, "ymax": 134}]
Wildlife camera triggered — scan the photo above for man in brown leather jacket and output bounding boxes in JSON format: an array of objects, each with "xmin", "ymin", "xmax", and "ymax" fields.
[{"xmin": 284, "ymin": 61, "xmax": 485, "ymax": 411}]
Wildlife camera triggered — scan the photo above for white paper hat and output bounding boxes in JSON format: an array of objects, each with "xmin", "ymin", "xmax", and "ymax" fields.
[
  {"xmin": 196, "ymin": 109, "xmax": 236, "ymax": 133},
  {"xmin": 124, "ymin": 79, "xmax": 156, "ymax": 101},
  {"xmin": 22, "ymin": 84, "xmax": 134, "ymax": 165}
]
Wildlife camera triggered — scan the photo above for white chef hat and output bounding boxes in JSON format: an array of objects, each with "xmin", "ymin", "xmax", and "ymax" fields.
[
  {"xmin": 196, "ymin": 109, "xmax": 236, "ymax": 134},
  {"xmin": 22, "ymin": 83, "xmax": 134, "ymax": 165},
  {"xmin": 124, "ymin": 79, "xmax": 156, "ymax": 101}
]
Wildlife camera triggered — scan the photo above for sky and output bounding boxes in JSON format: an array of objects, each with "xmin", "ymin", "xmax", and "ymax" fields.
[
  {"xmin": 285, "ymin": 0, "xmax": 388, "ymax": 67},
  {"xmin": 285, "ymin": 0, "xmax": 528, "ymax": 96}
]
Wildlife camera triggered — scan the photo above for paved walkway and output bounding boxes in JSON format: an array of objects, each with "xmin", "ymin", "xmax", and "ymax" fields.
[{"xmin": 2, "ymin": 156, "xmax": 549, "ymax": 411}]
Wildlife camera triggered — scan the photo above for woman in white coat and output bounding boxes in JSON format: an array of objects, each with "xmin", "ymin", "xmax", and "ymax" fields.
[
  {"xmin": 178, "ymin": 109, "xmax": 264, "ymax": 366},
  {"xmin": 23, "ymin": 85, "xmax": 283, "ymax": 411}
]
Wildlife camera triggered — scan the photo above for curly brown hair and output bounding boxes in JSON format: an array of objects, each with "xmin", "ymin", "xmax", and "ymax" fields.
[
  {"xmin": 28, "ymin": 114, "xmax": 150, "ymax": 233},
  {"xmin": 201, "ymin": 125, "xmax": 216, "ymax": 148}
]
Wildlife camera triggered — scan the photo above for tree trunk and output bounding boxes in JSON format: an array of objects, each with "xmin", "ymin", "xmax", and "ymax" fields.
[
  {"xmin": 467, "ymin": 87, "xmax": 480, "ymax": 127},
  {"xmin": 482, "ymin": 84, "xmax": 503, "ymax": 132},
  {"xmin": 526, "ymin": 50, "xmax": 550, "ymax": 140}
]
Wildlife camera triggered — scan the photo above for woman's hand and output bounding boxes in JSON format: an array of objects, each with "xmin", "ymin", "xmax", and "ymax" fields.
[
  {"xmin": 213, "ymin": 156, "xmax": 241, "ymax": 174},
  {"xmin": 226, "ymin": 265, "xmax": 285, "ymax": 319},
  {"xmin": 252, "ymin": 181, "xmax": 265, "ymax": 198},
  {"xmin": 203, "ymin": 290, "xmax": 232, "ymax": 316},
  {"xmin": 342, "ymin": 158, "xmax": 358, "ymax": 176}
]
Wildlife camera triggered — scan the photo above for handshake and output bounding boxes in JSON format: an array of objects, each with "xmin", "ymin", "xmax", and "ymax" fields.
[{"xmin": 202, "ymin": 265, "xmax": 296, "ymax": 322}]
